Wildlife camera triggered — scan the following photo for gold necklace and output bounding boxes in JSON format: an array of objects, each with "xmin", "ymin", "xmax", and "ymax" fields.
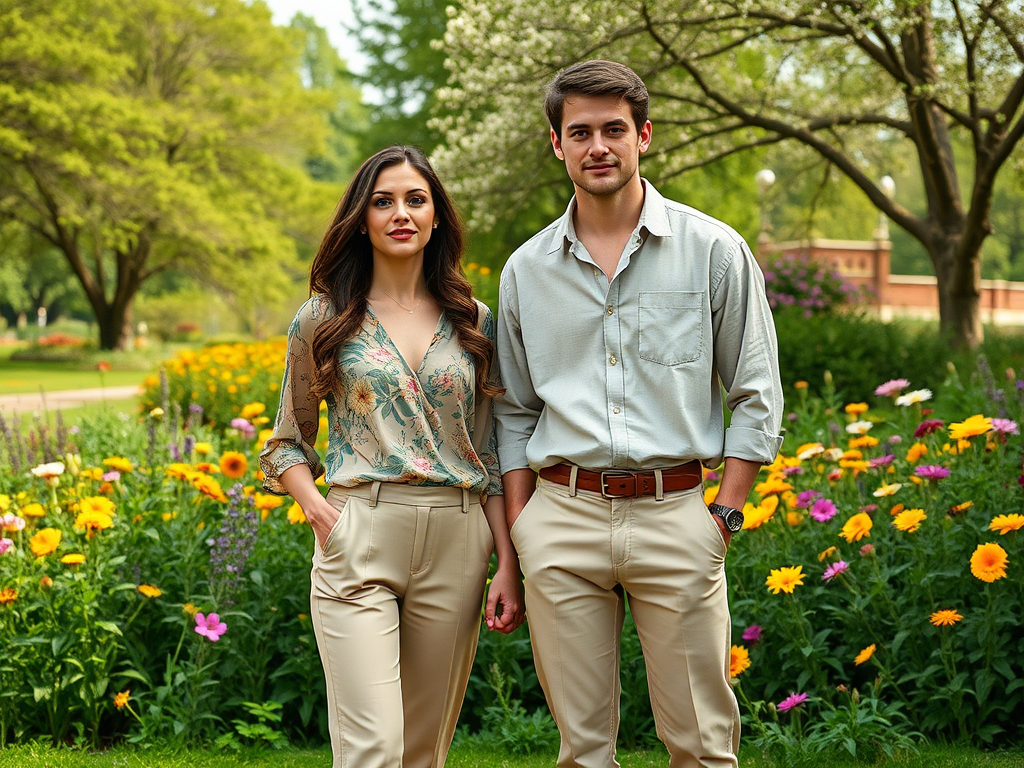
[{"xmin": 375, "ymin": 288, "xmax": 424, "ymax": 315}]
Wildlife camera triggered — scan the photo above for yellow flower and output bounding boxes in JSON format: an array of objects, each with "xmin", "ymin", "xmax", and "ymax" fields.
[
  {"xmin": 970, "ymin": 543, "xmax": 1008, "ymax": 582},
  {"xmin": 287, "ymin": 503, "xmax": 307, "ymax": 525},
  {"xmin": 75, "ymin": 510, "xmax": 114, "ymax": 532},
  {"xmin": 103, "ymin": 457, "xmax": 134, "ymax": 473},
  {"xmin": 949, "ymin": 501, "xmax": 974, "ymax": 515},
  {"xmin": 794, "ymin": 381, "xmax": 808, "ymax": 389},
  {"xmin": 29, "ymin": 528, "xmax": 62, "ymax": 557},
  {"xmin": 80, "ymin": 496, "xmax": 116, "ymax": 517},
  {"xmin": 854, "ymin": 644, "xmax": 876, "ymax": 666},
  {"xmin": 192, "ymin": 475, "xmax": 228, "ymax": 503},
  {"xmin": 742, "ymin": 496, "xmax": 778, "ymax": 530},
  {"xmin": 137, "ymin": 584, "xmax": 162, "ymax": 598},
  {"xmin": 765, "ymin": 565, "xmax": 805, "ymax": 595},
  {"xmin": 194, "ymin": 442, "xmax": 212, "ymax": 455},
  {"xmin": 149, "ymin": 407, "xmax": 165, "ymax": 417},
  {"xmin": 0, "ymin": 494, "xmax": 10, "ymax": 512},
  {"xmin": 219, "ymin": 451, "xmax": 248, "ymax": 479},
  {"xmin": 730, "ymin": 645, "xmax": 751, "ymax": 678},
  {"xmin": 840, "ymin": 513, "xmax": 873, "ymax": 543},
  {"xmin": 20, "ymin": 503, "xmax": 46, "ymax": 518},
  {"xmin": 948, "ymin": 414, "xmax": 992, "ymax": 440},
  {"xmin": 892, "ymin": 508, "xmax": 927, "ymax": 533},
  {"xmin": 182, "ymin": 603, "xmax": 199, "ymax": 616},
  {"xmin": 818, "ymin": 546, "xmax": 837, "ymax": 562},
  {"xmin": 849, "ymin": 435, "xmax": 879, "ymax": 449},
  {"xmin": 240, "ymin": 402, "xmax": 266, "ymax": 420},
  {"xmin": 786, "ymin": 511, "xmax": 804, "ymax": 527},
  {"xmin": 796, "ymin": 443, "xmax": 824, "ymax": 460},
  {"xmin": 840, "ymin": 450, "xmax": 863, "ymax": 460},
  {"xmin": 703, "ymin": 484, "xmax": 720, "ymax": 506},
  {"xmin": 253, "ymin": 493, "xmax": 283, "ymax": 512},
  {"xmin": 905, "ymin": 442, "xmax": 928, "ymax": 463},
  {"xmin": 61, "ymin": 553, "xmax": 86, "ymax": 565},
  {"xmin": 0, "ymin": 588, "xmax": 17, "ymax": 605},
  {"xmin": 114, "ymin": 690, "xmax": 131, "ymax": 709},
  {"xmin": 754, "ymin": 476, "xmax": 793, "ymax": 495},
  {"xmin": 872, "ymin": 482, "xmax": 901, "ymax": 498},
  {"xmin": 929, "ymin": 610, "xmax": 963, "ymax": 627},
  {"xmin": 844, "ymin": 402, "xmax": 869, "ymax": 415},
  {"xmin": 989, "ymin": 514, "xmax": 1024, "ymax": 535}
]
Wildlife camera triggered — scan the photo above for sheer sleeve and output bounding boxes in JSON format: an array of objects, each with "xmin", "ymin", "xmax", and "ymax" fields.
[{"xmin": 259, "ymin": 296, "xmax": 329, "ymax": 494}]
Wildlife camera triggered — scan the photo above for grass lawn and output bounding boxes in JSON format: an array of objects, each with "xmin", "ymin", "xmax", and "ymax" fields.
[
  {"xmin": 0, "ymin": 360, "xmax": 146, "ymax": 395},
  {"xmin": 3, "ymin": 398, "xmax": 140, "ymax": 434},
  {"xmin": 0, "ymin": 743, "xmax": 1021, "ymax": 768}
]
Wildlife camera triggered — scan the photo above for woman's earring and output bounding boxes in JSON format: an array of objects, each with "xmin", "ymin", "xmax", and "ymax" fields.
[
  {"xmin": 432, "ymin": 222, "xmax": 438, "ymax": 229},
  {"xmin": 360, "ymin": 226, "xmax": 367, "ymax": 234}
]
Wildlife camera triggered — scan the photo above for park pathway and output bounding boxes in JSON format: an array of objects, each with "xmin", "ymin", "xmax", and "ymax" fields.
[{"xmin": 0, "ymin": 385, "xmax": 141, "ymax": 415}]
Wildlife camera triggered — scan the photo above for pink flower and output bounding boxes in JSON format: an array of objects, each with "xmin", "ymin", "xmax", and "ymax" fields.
[
  {"xmin": 230, "ymin": 418, "xmax": 251, "ymax": 431},
  {"xmin": 914, "ymin": 465, "xmax": 951, "ymax": 480},
  {"xmin": 868, "ymin": 454, "xmax": 895, "ymax": 468},
  {"xmin": 874, "ymin": 379, "xmax": 910, "ymax": 397},
  {"xmin": 742, "ymin": 625, "xmax": 763, "ymax": 645},
  {"xmin": 822, "ymin": 560, "xmax": 849, "ymax": 580},
  {"xmin": 0, "ymin": 537, "xmax": 12, "ymax": 555},
  {"xmin": 369, "ymin": 348, "xmax": 395, "ymax": 363},
  {"xmin": 888, "ymin": 435, "xmax": 903, "ymax": 444},
  {"xmin": 858, "ymin": 503, "xmax": 878, "ymax": 514},
  {"xmin": 990, "ymin": 418, "xmax": 1019, "ymax": 435},
  {"xmin": 777, "ymin": 692, "xmax": 809, "ymax": 712},
  {"xmin": 795, "ymin": 490, "xmax": 822, "ymax": 508},
  {"xmin": 194, "ymin": 612, "xmax": 228, "ymax": 641},
  {"xmin": 411, "ymin": 457, "xmax": 433, "ymax": 474},
  {"xmin": 810, "ymin": 498, "xmax": 838, "ymax": 522},
  {"xmin": 1, "ymin": 513, "xmax": 25, "ymax": 532},
  {"xmin": 783, "ymin": 466, "xmax": 804, "ymax": 476},
  {"xmin": 914, "ymin": 419, "xmax": 944, "ymax": 438},
  {"xmin": 102, "ymin": 471, "xmax": 121, "ymax": 482},
  {"xmin": 704, "ymin": 470, "xmax": 720, "ymax": 481},
  {"xmin": 860, "ymin": 543, "xmax": 875, "ymax": 557}
]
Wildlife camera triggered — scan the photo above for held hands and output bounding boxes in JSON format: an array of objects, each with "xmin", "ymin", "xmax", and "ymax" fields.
[{"xmin": 485, "ymin": 563, "xmax": 525, "ymax": 634}]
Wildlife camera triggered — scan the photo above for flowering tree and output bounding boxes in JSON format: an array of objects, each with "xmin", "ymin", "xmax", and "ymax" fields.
[{"xmin": 435, "ymin": 0, "xmax": 1024, "ymax": 348}]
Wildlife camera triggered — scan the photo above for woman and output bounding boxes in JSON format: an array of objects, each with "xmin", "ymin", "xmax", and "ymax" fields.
[{"xmin": 259, "ymin": 145, "xmax": 523, "ymax": 768}]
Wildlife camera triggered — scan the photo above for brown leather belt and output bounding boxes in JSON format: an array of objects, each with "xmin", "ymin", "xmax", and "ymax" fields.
[{"xmin": 538, "ymin": 461, "xmax": 703, "ymax": 499}]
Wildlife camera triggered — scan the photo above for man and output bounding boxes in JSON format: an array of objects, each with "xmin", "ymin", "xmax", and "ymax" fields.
[{"xmin": 494, "ymin": 60, "xmax": 784, "ymax": 768}]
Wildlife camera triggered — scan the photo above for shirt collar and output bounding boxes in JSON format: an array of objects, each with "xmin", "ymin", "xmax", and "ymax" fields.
[{"xmin": 551, "ymin": 178, "xmax": 672, "ymax": 255}]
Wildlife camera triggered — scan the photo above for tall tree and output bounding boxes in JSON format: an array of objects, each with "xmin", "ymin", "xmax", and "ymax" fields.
[
  {"xmin": 0, "ymin": 0, "xmax": 331, "ymax": 349},
  {"xmin": 436, "ymin": 1, "xmax": 1024, "ymax": 347}
]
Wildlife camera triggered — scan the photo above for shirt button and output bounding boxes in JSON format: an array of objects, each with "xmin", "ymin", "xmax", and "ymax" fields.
[
  {"xmin": 613, "ymin": 407, "xmax": 621, "ymax": 414},
  {"xmin": 609, "ymin": 355, "xmax": 617, "ymax": 366},
  {"xmin": 606, "ymin": 306, "xmax": 614, "ymax": 315}
]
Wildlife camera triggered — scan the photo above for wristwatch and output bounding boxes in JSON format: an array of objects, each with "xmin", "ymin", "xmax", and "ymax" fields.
[{"xmin": 708, "ymin": 502, "xmax": 744, "ymax": 533}]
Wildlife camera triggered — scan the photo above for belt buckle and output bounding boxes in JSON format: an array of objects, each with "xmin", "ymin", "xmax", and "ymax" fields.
[{"xmin": 600, "ymin": 470, "xmax": 635, "ymax": 499}]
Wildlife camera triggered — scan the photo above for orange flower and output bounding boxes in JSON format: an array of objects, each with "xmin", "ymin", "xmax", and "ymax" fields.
[
  {"xmin": 0, "ymin": 588, "xmax": 17, "ymax": 605},
  {"xmin": 840, "ymin": 513, "xmax": 873, "ymax": 543},
  {"xmin": 854, "ymin": 644, "xmax": 876, "ymax": 665},
  {"xmin": 970, "ymin": 543, "xmax": 1008, "ymax": 582},
  {"xmin": 989, "ymin": 514, "xmax": 1024, "ymax": 535},
  {"xmin": 844, "ymin": 402, "xmax": 869, "ymax": 416},
  {"xmin": 219, "ymin": 451, "xmax": 248, "ymax": 479},
  {"xmin": 113, "ymin": 690, "xmax": 130, "ymax": 709},
  {"xmin": 29, "ymin": 528, "xmax": 62, "ymax": 557},
  {"xmin": 730, "ymin": 645, "xmax": 751, "ymax": 678},
  {"xmin": 929, "ymin": 610, "xmax": 963, "ymax": 627},
  {"xmin": 137, "ymin": 584, "xmax": 162, "ymax": 598},
  {"xmin": 905, "ymin": 442, "xmax": 928, "ymax": 463}
]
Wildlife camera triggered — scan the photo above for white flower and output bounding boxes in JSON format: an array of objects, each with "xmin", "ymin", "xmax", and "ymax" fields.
[
  {"xmin": 845, "ymin": 421, "xmax": 873, "ymax": 435},
  {"xmin": 30, "ymin": 462, "xmax": 65, "ymax": 479},
  {"xmin": 895, "ymin": 389, "xmax": 932, "ymax": 406}
]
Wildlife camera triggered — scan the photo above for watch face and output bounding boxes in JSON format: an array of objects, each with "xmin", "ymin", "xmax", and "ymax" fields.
[{"xmin": 725, "ymin": 509, "xmax": 744, "ymax": 532}]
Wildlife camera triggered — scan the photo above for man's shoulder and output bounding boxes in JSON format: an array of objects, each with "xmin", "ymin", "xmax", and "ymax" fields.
[
  {"xmin": 658, "ymin": 196, "xmax": 747, "ymax": 249},
  {"xmin": 505, "ymin": 218, "xmax": 564, "ymax": 271}
]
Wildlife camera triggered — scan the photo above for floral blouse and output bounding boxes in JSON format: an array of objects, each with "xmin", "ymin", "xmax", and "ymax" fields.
[{"xmin": 259, "ymin": 294, "xmax": 502, "ymax": 498}]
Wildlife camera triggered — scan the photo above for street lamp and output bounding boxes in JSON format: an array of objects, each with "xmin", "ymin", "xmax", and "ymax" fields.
[
  {"xmin": 875, "ymin": 175, "xmax": 895, "ymax": 240},
  {"xmin": 755, "ymin": 169, "xmax": 776, "ymax": 244}
]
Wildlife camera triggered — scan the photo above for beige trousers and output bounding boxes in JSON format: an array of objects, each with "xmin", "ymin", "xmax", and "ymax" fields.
[
  {"xmin": 511, "ymin": 478, "xmax": 740, "ymax": 768},
  {"xmin": 311, "ymin": 482, "xmax": 493, "ymax": 768}
]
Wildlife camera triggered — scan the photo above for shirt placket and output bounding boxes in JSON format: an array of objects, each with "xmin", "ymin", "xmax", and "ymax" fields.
[{"xmin": 605, "ymin": 232, "xmax": 643, "ymax": 468}]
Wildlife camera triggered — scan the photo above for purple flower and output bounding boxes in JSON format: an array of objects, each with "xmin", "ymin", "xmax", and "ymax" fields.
[
  {"xmin": 990, "ymin": 418, "xmax": 1019, "ymax": 435},
  {"xmin": 888, "ymin": 435, "xmax": 903, "ymax": 445},
  {"xmin": 742, "ymin": 625, "xmax": 763, "ymax": 645},
  {"xmin": 914, "ymin": 419, "xmax": 944, "ymax": 438},
  {"xmin": 777, "ymin": 693, "xmax": 809, "ymax": 712},
  {"xmin": 704, "ymin": 470, "xmax": 720, "ymax": 482},
  {"xmin": 796, "ymin": 489, "xmax": 822, "ymax": 509},
  {"xmin": 875, "ymin": 379, "xmax": 910, "ymax": 397},
  {"xmin": 868, "ymin": 454, "xmax": 895, "ymax": 468},
  {"xmin": 194, "ymin": 612, "xmax": 228, "ymax": 641},
  {"xmin": 914, "ymin": 465, "xmax": 951, "ymax": 480},
  {"xmin": 783, "ymin": 465, "xmax": 804, "ymax": 476},
  {"xmin": 787, "ymin": 412, "xmax": 799, "ymax": 423},
  {"xmin": 822, "ymin": 560, "xmax": 849, "ymax": 580},
  {"xmin": 102, "ymin": 471, "xmax": 121, "ymax": 482},
  {"xmin": 810, "ymin": 498, "xmax": 838, "ymax": 522}
]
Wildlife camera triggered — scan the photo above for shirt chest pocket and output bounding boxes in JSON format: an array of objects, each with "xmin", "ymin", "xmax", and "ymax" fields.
[{"xmin": 638, "ymin": 291, "xmax": 704, "ymax": 366}]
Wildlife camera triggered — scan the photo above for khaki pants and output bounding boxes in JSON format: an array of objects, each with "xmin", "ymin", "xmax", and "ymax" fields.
[
  {"xmin": 311, "ymin": 482, "xmax": 493, "ymax": 768},
  {"xmin": 511, "ymin": 478, "xmax": 739, "ymax": 768}
]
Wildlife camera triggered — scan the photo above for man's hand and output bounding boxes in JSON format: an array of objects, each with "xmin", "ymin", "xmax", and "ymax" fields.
[{"xmin": 485, "ymin": 564, "xmax": 526, "ymax": 634}]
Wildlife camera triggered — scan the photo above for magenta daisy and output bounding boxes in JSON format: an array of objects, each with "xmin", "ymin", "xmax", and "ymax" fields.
[
  {"xmin": 990, "ymin": 418, "xmax": 1019, "ymax": 435},
  {"xmin": 810, "ymin": 498, "xmax": 838, "ymax": 522},
  {"xmin": 868, "ymin": 454, "xmax": 895, "ymax": 468},
  {"xmin": 822, "ymin": 560, "xmax": 849, "ymax": 580},
  {"xmin": 742, "ymin": 625, "xmax": 763, "ymax": 645},
  {"xmin": 914, "ymin": 465, "xmax": 951, "ymax": 480},
  {"xmin": 795, "ymin": 489, "xmax": 822, "ymax": 509},
  {"xmin": 777, "ymin": 693, "xmax": 809, "ymax": 712}
]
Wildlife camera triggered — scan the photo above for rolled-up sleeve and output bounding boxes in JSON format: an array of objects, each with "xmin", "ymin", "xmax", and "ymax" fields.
[
  {"xmin": 711, "ymin": 240, "xmax": 785, "ymax": 464},
  {"xmin": 493, "ymin": 264, "xmax": 544, "ymax": 473},
  {"xmin": 472, "ymin": 304, "xmax": 504, "ymax": 496},
  {"xmin": 259, "ymin": 296, "xmax": 327, "ymax": 494}
]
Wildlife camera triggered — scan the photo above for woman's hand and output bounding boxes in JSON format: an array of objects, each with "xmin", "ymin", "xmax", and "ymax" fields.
[
  {"xmin": 485, "ymin": 563, "xmax": 525, "ymax": 634},
  {"xmin": 304, "ymin": 496, "xmax": 343, "ymax": 549}
]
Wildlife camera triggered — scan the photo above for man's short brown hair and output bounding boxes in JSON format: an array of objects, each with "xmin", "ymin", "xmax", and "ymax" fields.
[{"xmin": 544, "ymin": 60, "xmax": 650, "ymax": 140}]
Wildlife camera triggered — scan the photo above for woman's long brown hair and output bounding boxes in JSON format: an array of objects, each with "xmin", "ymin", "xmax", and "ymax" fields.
[{"xmin": 308, "ymin": 145, "xmax": 502, "ymax": 401}]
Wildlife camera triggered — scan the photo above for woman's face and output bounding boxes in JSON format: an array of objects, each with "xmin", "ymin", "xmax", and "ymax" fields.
[{"xmin": 364, "ymin": 162, "xmax": 437, "ymax": 264}]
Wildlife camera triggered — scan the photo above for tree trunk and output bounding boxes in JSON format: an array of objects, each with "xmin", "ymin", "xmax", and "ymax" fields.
[
  {"xmin": 932, "ymin": 237, "xmax": 982, "ymax": 349},
  {"xmin": 96, "ymin": 302, "xmax": 132, "ymax": 350}
]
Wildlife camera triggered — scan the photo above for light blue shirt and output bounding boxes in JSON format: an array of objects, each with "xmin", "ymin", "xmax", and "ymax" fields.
[{"xmin": 494, "ymin": 180, "xmax": 784, "ymax": 472}]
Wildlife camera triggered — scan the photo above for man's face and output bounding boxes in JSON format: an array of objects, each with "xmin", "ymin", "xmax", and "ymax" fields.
[{"xmin": 550, "ymin": 94, "xmax": 652, "ymax": 198}]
